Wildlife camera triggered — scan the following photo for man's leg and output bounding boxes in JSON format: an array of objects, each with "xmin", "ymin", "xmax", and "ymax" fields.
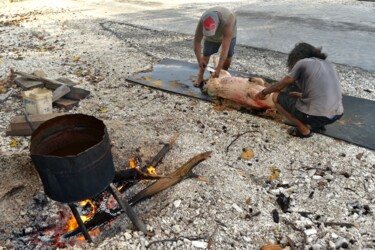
[
  {"xmin": 272, "ymin": 93, "xmax": 311, "ymax": 136},
  {"xmin": 222, "ymin": 37, "xmax": 236, "ymax": 70},
  {"xmin": 194, "ymin": 55, "xmax": 210, "ymax": 87}
]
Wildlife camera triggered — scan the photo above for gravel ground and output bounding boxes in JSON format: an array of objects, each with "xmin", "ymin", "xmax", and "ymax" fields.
[{"xmin": 0, "ymin": 1, "xmax": 374, "ymax": 249}]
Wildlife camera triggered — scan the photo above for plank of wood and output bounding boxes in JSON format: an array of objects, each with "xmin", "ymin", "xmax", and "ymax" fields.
[
  {"xmin": 15, "ymin": 77, "xmax": 44, "ymax": 90},
  {"xmin": 52, "ymin": 84, "xmax": 71, "ymax": 102},
  {"xmin": 54, "ymin": 98, "xmax": 79, "ymax": 109},
  {"xmin": 55, "ymin": 77, "xmax": 78, "ymax": 86},
  {"xmin": 6, "ymin": 113, "xmax": 66, "ymax": 136}
]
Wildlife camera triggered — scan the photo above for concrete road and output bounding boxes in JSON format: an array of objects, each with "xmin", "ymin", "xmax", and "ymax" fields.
[{"xmin": 76, "ymin": 0, "xmax": 375, "ymax": 72}]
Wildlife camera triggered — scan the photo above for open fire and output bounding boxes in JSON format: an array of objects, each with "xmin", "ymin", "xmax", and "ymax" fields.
[
  {"xmin": 14, "ymin": 119, "xmax": 209, "ymax": 249},
  {"xmin": 15, "ymin": 154, "xmax": 159, "ymax": 249}
]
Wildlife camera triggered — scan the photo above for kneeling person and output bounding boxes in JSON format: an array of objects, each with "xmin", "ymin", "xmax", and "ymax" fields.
[{"xmin": 255, "ymin": 42, "xmax": 344, "ymax": 138}]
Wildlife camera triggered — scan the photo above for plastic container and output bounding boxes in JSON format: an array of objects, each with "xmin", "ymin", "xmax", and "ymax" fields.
[{"xmin": 23, "ymin": 88, "xmax": 53, "ymax": 115}]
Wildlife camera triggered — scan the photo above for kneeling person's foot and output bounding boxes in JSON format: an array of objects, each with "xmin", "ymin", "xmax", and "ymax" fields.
[
  {"xmin": 287, "ymin": 127, "xmax": 313, "ymax": 138},
  {"xmin": 311, "ymin": 125, "xmax": 326, "ymax": 133}
]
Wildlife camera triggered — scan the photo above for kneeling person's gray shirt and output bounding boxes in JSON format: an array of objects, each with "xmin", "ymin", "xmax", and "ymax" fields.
[{"xmin": 288, "ymin": 58, "xmax": 344, "ymax": 118}]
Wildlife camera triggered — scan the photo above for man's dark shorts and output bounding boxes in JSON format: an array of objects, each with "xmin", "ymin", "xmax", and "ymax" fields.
[
  {"xmin": 277, "ymin": 92, "xmax": 343, "ymax": 129},
  {"xmin": 203, "ymin": 37, "xmax": 236, "ymax": 57}
]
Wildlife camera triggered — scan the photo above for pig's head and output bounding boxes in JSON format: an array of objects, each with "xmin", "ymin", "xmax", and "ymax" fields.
[{"xmin": 202, "ymin": 77, "xmax": 221, "ymax": 96}]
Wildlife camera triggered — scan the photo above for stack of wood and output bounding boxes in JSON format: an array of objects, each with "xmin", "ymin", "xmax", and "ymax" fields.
[
  {"xmin": 6, "ymin": 71, "xmax": 90, "ymax": 136},
  {"xmin": 15, "ymin": 71, "xmax": 90, "ymax": 109}
]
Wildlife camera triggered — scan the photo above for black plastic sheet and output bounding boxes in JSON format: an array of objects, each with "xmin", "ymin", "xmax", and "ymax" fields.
[{"xmin": 127, "ymin": 58, "xmax": 375, "ymax": 150}]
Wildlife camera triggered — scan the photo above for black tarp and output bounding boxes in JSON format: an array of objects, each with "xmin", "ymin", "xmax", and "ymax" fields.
[{"xmin": 127, "ymin": 58, "xmax": 375, "ymax": 150}]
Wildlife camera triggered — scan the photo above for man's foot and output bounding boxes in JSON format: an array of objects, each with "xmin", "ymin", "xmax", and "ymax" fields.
[{"xmin": 287, "ymin": 127, "xmax": 313, "ymax": 138}]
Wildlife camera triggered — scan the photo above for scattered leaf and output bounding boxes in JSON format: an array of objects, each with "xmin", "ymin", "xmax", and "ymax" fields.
[
  {"xmin": 268, "ymin": 166, "xmax": 280, "ymax": 180},
  {"xmin": 40, "ymin": 48, "xmax": 46, "ymax": 52},
  {"xmin": 72, "ymin": 56, "xmax": 80, "ymax": 62},
  {"xmin": 151, "ymin": 79, "xmax": 163, "ymax": 86},
  {"xmin": 260, "ymin": 242, "xmax": 282, "ymax": 250},
  {"xmin": 246, "ymin": 197, "xmax": 252, "ymax": 205},
  {"xmin": 0, "ymin": 59, "xmax": 3, "ymax": 64},
  {"xmin": 241, "ymin": 148, "xmax": 254, "ymax": 160},
  {"xmin": 74, "ymin": 70, "xmax": 82, "ymax": 77},
  {"xmin": 98, "ymin": 108, "xmax": 109, "ymax": 113},
  {"xmin": 237, "ymin": 170, "xmax": 248, "ymax": 178},
  {"xmin": 356, "ymin": 152, "xmax": 364, "ymax": 160},
  {"xmin": 10, "ymin": 139, "xmax": 19, "ymax": 147},
  {"xmin": 142, "ymin": 76, "xmax": 152, "ymax": 81}
]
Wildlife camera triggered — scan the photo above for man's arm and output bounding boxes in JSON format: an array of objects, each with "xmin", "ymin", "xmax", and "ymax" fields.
[
  {"xmin": 255, "ymin": 76, "xmax": 295, "ymax": 100},
  {"xmin": 215, "ymin": 14, "xmax": 235, "ymax": 76},
  {"xmin": 194, "ymin": 21, "xmax": 204, "ymax": 67}
]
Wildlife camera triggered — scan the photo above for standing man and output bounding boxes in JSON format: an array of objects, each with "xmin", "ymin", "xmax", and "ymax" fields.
[
  {"xmin": 193, "ymin": 7, "xmax": 237, "ymax": 87},
  {"xmin": 255, "ymin": 42, "xmax": 344, "ymax": 138}
]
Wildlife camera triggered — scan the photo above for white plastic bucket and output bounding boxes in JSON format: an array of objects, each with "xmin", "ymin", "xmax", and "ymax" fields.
[{"xmin": 23, "ymin": 88, "xmax": 53, "ymax": 115}]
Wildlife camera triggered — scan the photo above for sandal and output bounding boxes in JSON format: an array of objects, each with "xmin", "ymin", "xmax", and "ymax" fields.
[
  {"xmin": 310, "ymin": 125, "xmax": 326, "ymax": 133},
  {"xmin": 287, "ymin": 127, "xmax": 313, "ymax": 138}
]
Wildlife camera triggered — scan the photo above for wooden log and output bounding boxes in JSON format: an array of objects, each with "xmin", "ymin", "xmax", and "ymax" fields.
[
  {"xmin": 129, "ymin": 151, "xmax": 212, "ymax": 206},
  {"xmin": 6, "ymin": 113, "xmax": 66, "ymax": 136}
]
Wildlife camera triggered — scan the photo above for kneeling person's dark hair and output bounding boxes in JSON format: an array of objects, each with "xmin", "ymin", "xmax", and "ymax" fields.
[{"xmin": 287, "ymin": 42, "xmax": 327, "ymax": 71}]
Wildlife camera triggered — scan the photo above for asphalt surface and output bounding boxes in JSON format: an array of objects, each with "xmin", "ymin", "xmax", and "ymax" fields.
[{"xmin": 107, "ymin": 1, "xmax": 375, "ymax": 72}]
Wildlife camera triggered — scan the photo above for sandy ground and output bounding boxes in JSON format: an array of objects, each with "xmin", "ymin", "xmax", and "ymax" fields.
[{"xmin": 0, "ymin": 0, "xmax": 374, "ymax": 249}]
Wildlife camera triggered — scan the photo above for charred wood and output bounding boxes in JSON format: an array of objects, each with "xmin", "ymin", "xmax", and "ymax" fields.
[
  {"xmin": 129, "ymin": 151, "xmax": 212, "ymax": 206},
  {"xmin": 113, "ymin": 133, "xmax": 179, "ymax": 184}
]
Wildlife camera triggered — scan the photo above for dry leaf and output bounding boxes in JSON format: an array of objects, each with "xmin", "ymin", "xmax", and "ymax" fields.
[
  {"xmin": 40, "ymin": 48, "xmax": 46, "ymax": 52},
  {"xmin": 142, "ymin": 76, "xmax": 152, "ymax": 81},
  {"xmin": 260, "ymin": 242, "xmax": 282, "ymax": 250},
  {"xmin": 268, "ymin": 166, "xmax": 280, "ymax": 180},
  {"xmin": 246, "ymin": 197, "xmax": 252, "ymax": 205},
  {"xmin": 72, "ymin": 56, "xmax": 80, "ymax": 62},
  {"xmin": 356, "ymin": 152, "xmax": 364, "ymax": 160},
  {"xmin": 151, "ymin": 80, "xmax": 163, "ymax": 86},
  {"xmin": 241, "ymin": 148, "xmax": 254, "ymax": 160},
  {"xmin": 10, "ymin": 139, "xmax": 18, "ymax": 148},
  {"xmin": 99, "ymin": 108, "xmax": 109, "ymax": 113}
]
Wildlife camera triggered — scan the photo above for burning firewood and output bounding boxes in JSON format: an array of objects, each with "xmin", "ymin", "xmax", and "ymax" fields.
[
  {"xmin": 129, "ymin": 151, "xmax": 212, "ymax": 206},
  {"xmin": 113, "ymin": 133, "xmax": 179, "ymax": 184}
]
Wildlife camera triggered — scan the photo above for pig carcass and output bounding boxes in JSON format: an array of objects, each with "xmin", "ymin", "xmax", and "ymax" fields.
[{"xmin": 203, "ymin": 73, "xmax": 276, "ymax": 110}]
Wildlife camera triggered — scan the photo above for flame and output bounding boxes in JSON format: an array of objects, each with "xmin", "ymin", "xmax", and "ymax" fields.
[
  {"xmin": 129, "ymin": 156, "xmax": 142, "ymax": 169},
  {"xmin": 129, "ymin": 157, "xmax": 137, "ymax": 169},
  {"xmin": 147, "ymin": 166, "xmax": 157, "ymax": 176},
  {"xmin": 66, "ymin": 199, "xmax": 97, "ymax": 232}
]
